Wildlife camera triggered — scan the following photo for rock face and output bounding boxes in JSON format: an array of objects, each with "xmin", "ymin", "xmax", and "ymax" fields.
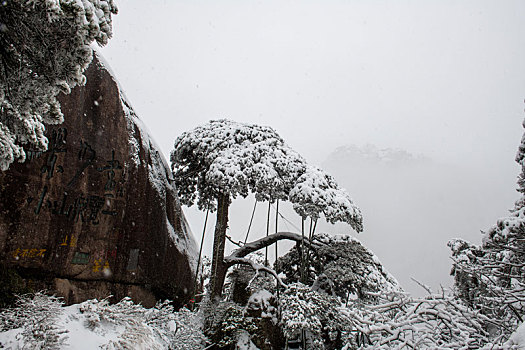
[{"xmin": 0, "ymin": 52, "xmax": 197, "ymax": 307}]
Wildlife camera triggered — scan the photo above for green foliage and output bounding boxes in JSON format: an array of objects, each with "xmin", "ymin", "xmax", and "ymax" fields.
[{"xmin": 0, "ymin": 266, "xmax": 31, "ymax": 308}]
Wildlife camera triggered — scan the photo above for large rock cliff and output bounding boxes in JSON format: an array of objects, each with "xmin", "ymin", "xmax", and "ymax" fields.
[{"xmin": 0, "ymin": 52, "xmax": 197, "ymax": 307}]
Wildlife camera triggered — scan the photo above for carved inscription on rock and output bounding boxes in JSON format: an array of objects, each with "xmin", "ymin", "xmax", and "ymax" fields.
[
  {"xmin": 0, "ymin": 53, "xmax": 196, "ymax": 307},
  {"xmin": 14, "ymin": 126, "xmax": 128, "ymax": 277}
]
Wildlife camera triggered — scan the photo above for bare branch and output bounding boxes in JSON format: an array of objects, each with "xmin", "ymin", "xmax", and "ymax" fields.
[
  {"xmin": 227, "ymin": 231, "xmax": 323, "ymax": 260},
  {"xmin": 411, "ymin": 277, "xmax": 433, "ymax": 295},
  {"xmin": 226, "ymin": 235, "xmax": 243, "ymax": 248},
  {"xmin": 223, "ymin": 256, "xmax": 286, "ymax": 288}
]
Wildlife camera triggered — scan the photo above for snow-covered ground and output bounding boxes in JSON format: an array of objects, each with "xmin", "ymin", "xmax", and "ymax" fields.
[
  {"xmin": 0, "ymin": 293, "xmax": 205, "ymax": 350},
  {"xmin": 508, "ymin": 322, "xmax": 525, "ymax": 350}
]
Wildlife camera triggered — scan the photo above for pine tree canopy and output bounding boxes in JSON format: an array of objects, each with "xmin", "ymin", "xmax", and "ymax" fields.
[{"xmin": 170, "ymin": 119, "xmax": 362, "ymax": 231}]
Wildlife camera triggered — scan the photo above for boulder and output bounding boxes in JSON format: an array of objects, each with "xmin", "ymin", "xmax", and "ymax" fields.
[{"xmin": 0, "ymin": 52, "xmax": 197, "ymax": 307}]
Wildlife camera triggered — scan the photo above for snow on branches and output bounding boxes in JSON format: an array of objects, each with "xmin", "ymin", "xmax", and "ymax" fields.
[
  {"xmin": 0, "ymin": 293, "xmax": 206, "ymax": 349},
  {"xmin": 171, "ymin": 119, "xmax": 306, "ymax": 209},
  {"xmin": 343, "ymin": 290, "xmax": 506, "ymax": 349},
  {"xmin": 0, "ymin": 292, "xmax": 67, "ymax": 349},
  {"xmin": 516, "ymin": 118, "xmax": 525, "ymax": 197},
  {"xmin": 170, "ymin": 119, "xmax": 362, "ymax": 229},
  {"xmin": 276, "ymin": 233, "xmax": 400, "ymax": 301},
  {"xmin": 449, "ymin": 118, "xmax": 525, "ymax": 342},
  {"xmin": 172, "ymin": 119, "xmax": 363, "ymax": 299},
  {"xmin": 448, "ymin": 118, "xmax": 525, "ymax": 338},
  {"xmin": 280, "ymin": 282, "xmax": 352, "ymax": 349},
  {"xmin": 290, "ymin": 166, "xmax": 362, "ymax": 231},
  {"xmin": 449, "ymin": 212, "xmax": 525, "ymax": 338},
  {"xmin": 0, "ymin": 0, "xmax": 117, "ymax": 170}
]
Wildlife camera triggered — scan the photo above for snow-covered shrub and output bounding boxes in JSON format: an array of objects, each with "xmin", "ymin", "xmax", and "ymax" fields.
[
  {"xmin": 280, "ymin": 283, "xmax": 352, "ymax": 349},
  {"xmin": 170, "ymin": 307, "xmax": 208, "ymax": 349},
  {"xmin": 202, "ymin": 300, "xmax": 258, "ymax": 348},
  {"xmin": 276, "ymin": 233, "xmax": 400, "ymax": 301},
  {"xmin": 0, "ymin": 292, "xmax": 67, "ymax": 349},
  {"xmin": 202, "ymin": 290, "xmax": 283, "ymax": 349},
  {"xmin": 246, "ymin": 290, "xmax": 278, "ymax": 322},
  {"xmin": 202, "ymin": 254, "xmax": 285, "ymax": 348},
  {"xmin": 342, "ymin": 289, "xmax": 508, "ymax": 349},
  {"xmin": 79, "ymin": 297, "xmax": 206, "ymax": 349},
  {"xmin": 0, "ymin": 0, "xmax": 117, "ymax": 170},
  {"xmin": 235, "ymin": 330, "xmax": 260, "ymax": 350},
  {"xmin": 245, "ymin": 289, "xmax": 282, "ymax": 349},
  {"xmin": 0, "ymin": 293, "xmax": 206, "ymax": 349}
]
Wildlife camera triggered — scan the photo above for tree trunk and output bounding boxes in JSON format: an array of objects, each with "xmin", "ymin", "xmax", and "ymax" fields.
[{"xmin": 210, "ymin": 193, "xmax": 230, "ymax": 300}]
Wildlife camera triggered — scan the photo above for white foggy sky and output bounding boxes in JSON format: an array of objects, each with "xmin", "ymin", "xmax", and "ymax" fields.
[
  {"xmin": 100, "ymin": 0, "xmax": 525, "ymax": 165},
  {"xmin": 99, "ymin": 1, "xmax": 525, "ymax": 292}
]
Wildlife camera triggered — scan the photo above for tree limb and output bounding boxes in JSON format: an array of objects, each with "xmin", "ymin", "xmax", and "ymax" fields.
[
  {"xmin": 227, "ymin": 231, "xmax": 323, "ymax": 259},
  {"xmin": 223, "ymin": 256, "xmax": 286, "ymax": 288}
]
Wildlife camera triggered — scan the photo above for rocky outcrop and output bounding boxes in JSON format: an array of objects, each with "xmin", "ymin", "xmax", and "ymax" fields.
[{"xmin": 0, "ymin": 52, "xmax": 197, "ymax": 307}]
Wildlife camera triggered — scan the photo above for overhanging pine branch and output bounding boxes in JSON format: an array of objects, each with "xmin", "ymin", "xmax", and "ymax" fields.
[{"xmin": 227, "ymin": 231, "xmax": 323, "ymax": 260}]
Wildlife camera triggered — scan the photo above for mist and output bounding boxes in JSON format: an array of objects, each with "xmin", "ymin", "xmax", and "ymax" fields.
[
  {"xmin": 98, "ymin": 1, "xmax": 525, "ymax": 295},
  {"xmin": 182, "ymin": 144, "xmax": 520, "ymax": 295},
  {"xmin": 319, "ymin": 145, "xmax": 520, "ymax": 294}
]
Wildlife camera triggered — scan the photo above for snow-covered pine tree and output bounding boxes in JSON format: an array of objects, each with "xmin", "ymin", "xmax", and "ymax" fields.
[
  {"xmin": 0, "ymin": 0, "xmax": 117, "ymax": 170},
  {"xmin": 449, "ymin": 117, "xmax": 525, "ymax": 339},
  {"xmin": 170, "ymin": 119, "xmax": 362, "ymax": 300},
  {"xmin": 275, "ymin": 233, "xmax": 400, "ymax": 302}
]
